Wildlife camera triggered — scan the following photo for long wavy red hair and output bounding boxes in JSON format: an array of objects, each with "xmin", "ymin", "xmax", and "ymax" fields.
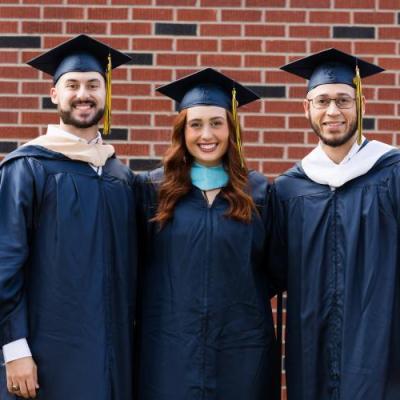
[{"xmin": 153, "ymin": 108, "xmax": 256, "ymax": 227}]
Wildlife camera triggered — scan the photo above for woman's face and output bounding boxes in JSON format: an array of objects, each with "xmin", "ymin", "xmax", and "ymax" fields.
[{"xmin": 185, "ymin": 105, "xmax": 230, "ymax": 167}]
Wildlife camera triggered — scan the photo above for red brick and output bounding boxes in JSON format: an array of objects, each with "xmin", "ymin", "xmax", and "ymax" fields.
[
  {"xmin": 200, "ymin": 24, "xmax": 241, "ymax": 37},
  {"xmin": 44, "ymin": 6, "xmax": 84, "ymax": 19},
  {"xmin": 43, "ymin": 35, "xmax": 129, "ymax": 50},
  {"xmin": 262, "ymin": 161, "xmax": 294, "ymax": 175},
  {"xmin": 289, "ymin": 117, "xmax": 309, "ymax": 129},
  {"xmin": 22, "ymin": 82, "xmax": 52, "ymax": 95},
  {"xmin": 132, "ymin": 38, "xmax": 173, "ymax": 51},
  {"xmin": 23, "ymin": 0, "xmax": 62, "ymax": 3},
  {"xmin": 364, "ymin": 72, "xmax": 395, "ymax": 86},
  {"xmin": 154, "ymin": 144, "xmax": 169, "ymax": 156},
  {"xmin": 131, "ymin": 68, "xmax": 172, "ymax": 82},
  {"xmin": 202, "ymin": 0, "xmax": 241, "ymax": 5},
  {"xmin": 114, "ymin": 143, "xmax": 150, "ymax": 156},
  {"xmin": 0, "ymin": 21, "xmax": 18, "ymax": 33},
  {"xmin": 201, "ymin": 54, "xmax": 242, "ymax": 67},
  {"xmin": 157, "ymin": 54, "xmax": 198, "ymax": 66},
  {"xmin": 222, "ymin": 39, "xmax": 262, "ymax": 52},
  {"xmin": 245, "ymin": 25, "xmax": 285, "ymax": 37},
  {"xmin": 0, "ymin": 52, "xmax": 17, "ymax": 63},
  {"xmin": 175, "ymin": 69, "xmax": 198, "ymax": 79},
  {"xmin": 238, "ymin": 100, "xmax": 262, "ymax": 113},
  {"xmin": 131, "ymin": 99, "xmax": 172, "ymax": 112},
  {"xmin": 241, "ymin": 130, "xmax": 259, "ymax": 143},
  {"xmin": 377, "ymin": 57, "xmax": 400, "ymax": 71},
  {"xmin": 0, "ymin": 81, "xmax": 18, "ymax": 94},
  {"xmin": 66, "ymin": 22, "xmax": 107, "ymax": 34},
  {"xmin": 290, "ymin": 0, "xmax": 330, "ymax": 6},
  {"xmin": 289, "ymin": 87, "xmax": 310, "ymax": 99},
  {"xmin": 156, "ymin": 0, "xmax": 196, "ymax": 4},
  {"xmin": 0, "ymin": 112, "xmax": 18, "ymax": 124},
  {"xmin": 113, "ymin": 113, "xmax": 151, "ymax": 126},
  {"xmin": 379, "ymin": 0, "xmax": 399, "ymax": 9},
  {"xmin": 221, "ymin": 9, "xmax": 262, "ymax": 22},
  {"xmin": 310, "ymin": 41, "xmax": 352, "ymax": 53},
  {"xmin": 354, "ymin": 11, "xmax": 394, "ymax": 24},
  {"xmin": 113, "ymin": 83, "xmax": 151, "ymax": 96},
  {"xmin": 306, "ymin": 132, "xmax": 319, "ymax": 145},
  {"xmin": 378, "ymin": 88, "xmax": 400, "ymax": 101},
  {"xmin": 68, "ymin": 0, "xmax": 106, "ymax": 3},
  {"xmin": 266, "ymin": 10, "xmax": 305, "ymax": 22},
  {"xmin": 290, "ymin": 26, "xmax": 330, "ymax": 38},
  {"xmin": 220, "ymin": 69, "xmax": 261, "ymax": 83},
  {"xmin": 88, "ymin": 7, "xmax": 128, "ymax": 19},
  {"xmin": 265, "ymin": 40, "xmax": 306, "ymax": 53},
  {"xmin": 245, "ymin": 55, "xmax": 286, "ymax": 68},
  {"xmin": 112, "ymin": 0, "xmax": 151, "ymax": 3},
  {"xmin": 177, "ymin": 39, "xmax": 218, "ymax": 52},
  {"xmin": 133, "ymin": 8, "xmax": 173, "ymax": 20},
  {"xmin": 379, "ymin": 27, "xmax": 400, "ymax": 39},
  {"xmin": 335, "ymin": 0, "xmax": 374, "ymax": 7},
  {"xmin": 0, "ymin": 67, "xmax": 37, "ymax": 79},
  {"xmin": 379, "ymin": 119, "xmax": 400, "ymax": 130},
  {"xmin": 366, "ymin": 132, "xmax": 393, "ymax": 143},
  {"xmin": 247, "ymin": 0, "xmax": 285, "ymax": 5},
  {"xmin": 265, "ymin": 101, "xmax": 304, "ymax": 114},
  {"xmin": 264, "ymin": 131, "xmax": 305, "ymax": 144},
  {"xmin": 0, "ymin": 6, "xmax": 40, "ymax": 18},
  {"xmin": 245, "ymin": 116, "xmax": 285, "ymax": 129},
  {"xmin": 155, "ymin": 114, "xmax": 176, "ymax": 127},
  {"xmin": 0, "ymin": 127, "xmax": 39, "ymax": 139},
  {"xmin": 178, "ymin": 8, "xmax": 217, "ymax": 21},
  {"xmin": 22, "ymin": 22, "xmax": 62, "ymax": 34},
  {"xmin": 288, "ymin": 146, "xmax": 313, "ymax": 159},
  {"xmin": 111, "ymin": 22, "xmax": 151, "ymax": 35},
  {"xmin": 266, "ymin": 71, "xmax": 304, "ymax": 84},
  {"xmin": 22, "ymin": 112, "xmax": 58, "ymax": 124},
  {"xmin": 131, "ymin": 129, "xmax": 171, "ymax": 142},
  {"xmin": 0, "ymin": 97, "xmax": 38, "ymax": 109},
  {"xmin": 309, "ymin": 11, "xmax": 350, "ymax": 23},
  {"xmin": 355, "ymin": 42, "xmax": 396, "ymax": 55},
  {"xmin": 366, "ymin": 102, "xmax": 395, "ymax": 115},
  {"xmin": 244, "ymin": 146, "xmax": 284, "ymax": 158}
]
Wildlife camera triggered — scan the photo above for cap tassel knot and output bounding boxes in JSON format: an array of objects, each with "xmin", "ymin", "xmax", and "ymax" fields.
[{"xmin": 103, "ymin": 53, "xmax": 112, "ymax": 135}]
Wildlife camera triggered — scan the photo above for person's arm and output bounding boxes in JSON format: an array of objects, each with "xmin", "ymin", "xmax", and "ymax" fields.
[{"xmin": 0, "ymin": 157, "xmax": 42, "ymax": 398}]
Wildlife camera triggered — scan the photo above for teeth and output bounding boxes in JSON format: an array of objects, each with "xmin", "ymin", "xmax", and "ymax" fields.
[{"xmin": 199, "ymin": 143, "xmax": 217, "ymax": 150}]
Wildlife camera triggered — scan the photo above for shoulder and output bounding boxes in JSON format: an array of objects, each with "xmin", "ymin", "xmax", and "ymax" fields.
[
  {"xmin": 246, "ymin": 170, "xmax": 269, "ymax": 205},
  {"xmin": 104, "ymin": 156, "xmax": 135, "ymax": 184}
]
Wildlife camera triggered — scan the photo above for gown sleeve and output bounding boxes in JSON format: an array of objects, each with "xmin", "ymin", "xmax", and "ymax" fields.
[{"xmin": 0, "ymin": 157, "xmax": 41, "ymax": 346}]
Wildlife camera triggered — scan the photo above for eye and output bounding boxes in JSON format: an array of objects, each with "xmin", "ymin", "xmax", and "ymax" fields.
[
  {"xmin": 211, "ymin": 120, "xmax": 223, "ymax": 127},
  {"xmin": 66, "ymin": 83, "xmax": 78, "ymax": 90},
  {"xmin": 314, "ymin": 96, "xmax": 330, "ymax": 106},
  {"xmin": 337, "ymin": 96, "xmax": 353, "ymax": 107},
  {"xmin": 189, "ymin": 121, "xmax": 201, "ymax": 129},
  {"xmin": 88, "ymin": 83, "xmax": 100, "ymax": 90}
]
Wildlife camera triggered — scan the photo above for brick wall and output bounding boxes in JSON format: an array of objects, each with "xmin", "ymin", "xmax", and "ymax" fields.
[{"xmin": 1, "ymin": 1, "xmax": 399, "ymax": 398}]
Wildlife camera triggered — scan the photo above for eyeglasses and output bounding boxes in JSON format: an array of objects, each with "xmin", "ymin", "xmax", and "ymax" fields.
[{"xmin": 307, "ymin": 95, "xmax": 356, "ymax": 110}]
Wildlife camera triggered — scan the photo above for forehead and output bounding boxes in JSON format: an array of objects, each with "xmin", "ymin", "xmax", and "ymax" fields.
[
  {"xmin": 57, "ymin": 71, "xmax": 104, "ymax": 84},
  {"xmin": 186, "ymin": 105, "xmax": 227, "ymax": 119},
  {"xmin": 308, "ymin": 83, "xmax": 355, "ymax": 98}
]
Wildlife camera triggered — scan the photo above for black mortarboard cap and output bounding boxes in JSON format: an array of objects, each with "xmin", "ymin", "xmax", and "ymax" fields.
[
  {"xmin": 280, "ymin": 48, "xmax": 384, "ymax": 92},
  {"xmin": 27, "ymin": 34, "xmax": 131, "ymax": 83},
  {"xmin": 156, "ymin": 68, "xmax": 259, "ymax": 111}
]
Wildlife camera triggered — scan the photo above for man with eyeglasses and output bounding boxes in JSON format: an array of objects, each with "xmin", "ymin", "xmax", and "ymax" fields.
[{"xmin": 269, "ymin": 48, "xmax": 400, "ymax": 400}]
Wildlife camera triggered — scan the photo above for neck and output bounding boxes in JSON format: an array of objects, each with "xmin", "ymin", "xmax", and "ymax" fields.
[
  {"xmin": 59, "ymin": 121, "xmax": 99, "ymax": 142},
  {"xmin": 321, "ymin": 136, "xmax": 357, "ymax": 164}
]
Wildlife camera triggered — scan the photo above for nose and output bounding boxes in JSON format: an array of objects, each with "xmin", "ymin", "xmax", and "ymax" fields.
[
  {"xmin": 200, "ymin": 124, "xmax": 213, "ymax": 140},
  {"xmin": 326, "ymin": 99, "xmax": 340, "ymax": 116},
  {"xmin": 76, "ymin": 85, "xmax": 89, "ymax": 99}
]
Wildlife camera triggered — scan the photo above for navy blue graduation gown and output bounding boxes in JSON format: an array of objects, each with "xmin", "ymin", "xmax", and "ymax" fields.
[
  {"xmin": 0, "ymin": 145, "xmax": 137, "ymax": 400},
  {"xmin": 271, "ymin": 149, "xmax": 400, "ymax": 400},
  {"xmin": 135, "ymin": 168, "xmax": 280, "ymax": 400}
]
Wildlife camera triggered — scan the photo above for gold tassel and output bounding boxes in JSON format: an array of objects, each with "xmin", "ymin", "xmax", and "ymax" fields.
[
  {"xmin": 103, "ymin": 53, "xmax": 112, "ymax": 135},
  {"xmin": 232, "ymin": 87, "xmax": 244, "ymax": 168},
  {"xmin": 353, "ymin": 64, "xmax": 363, "ymax": 145}
]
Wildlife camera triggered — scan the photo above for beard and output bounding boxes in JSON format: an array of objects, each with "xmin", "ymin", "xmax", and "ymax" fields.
[
  {"xmin": 58, "ymin": 103, "xmax": 104, "ymax": 129},
  {"xmin": 309, "ymin": 115, "xmax": 358, "ymax": 148}
]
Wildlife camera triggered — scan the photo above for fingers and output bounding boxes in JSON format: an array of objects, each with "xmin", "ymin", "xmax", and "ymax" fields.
[{"xmin": 5, "ymin": 356, "xmax": 39, "ymax": 398}]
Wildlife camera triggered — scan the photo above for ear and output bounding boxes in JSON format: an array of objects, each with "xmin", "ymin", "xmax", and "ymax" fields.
[
  {"xmin": 361, "ymin": 95, "xmax": 366, "ymax": 115},
  {"xmin": 303, "ymin": 98, "xmax": 310, "ymax": 119},
  {"xmin": 50, "ymin": 86, "xmax": 58, "ymax": 105}
]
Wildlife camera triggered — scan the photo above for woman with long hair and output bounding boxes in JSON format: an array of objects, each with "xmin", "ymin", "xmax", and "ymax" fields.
[{"xmin": 135, "ymin": 68, "xmax": 280, "ymax": 400}]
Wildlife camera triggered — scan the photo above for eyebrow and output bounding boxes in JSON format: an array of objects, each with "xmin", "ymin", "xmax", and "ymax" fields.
[
  {"xmin": 187, "ymin": 116, "xmax": 226, "ymax": 122},
  {"xmin": 64, "ymin": 78, "xmax": 101, "ymax": 84}
]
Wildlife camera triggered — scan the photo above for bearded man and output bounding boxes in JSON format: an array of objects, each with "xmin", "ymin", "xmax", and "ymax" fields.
[
  {"xmin": 271, "ymin": 48, "xmax": 400, "ymax": 400},
  {"xmin": 0, "ymin": 35, "xmax": 138, "ymax": 400}
]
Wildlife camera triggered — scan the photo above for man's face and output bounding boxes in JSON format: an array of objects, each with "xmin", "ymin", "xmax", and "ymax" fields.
[
  {"xmin": 303, "ymin": 83, "xmax": 365, "ymax": 148},
  {"xmin": 50, "ymin": 71, "xmax": 106, "ymax": 129}
]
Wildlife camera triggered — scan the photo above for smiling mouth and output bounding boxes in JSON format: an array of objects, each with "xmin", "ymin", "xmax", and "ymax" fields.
[
  {"xmin": 322, "ymin": 121, "xmax": 345, "ymax": 127},
  {"xmin": 198, "ymin": 143, "xmax": 218, "ymax": 152},
  {"xmin": 73, "ymin": 102, "xmax": 95, "ymax": 111}
]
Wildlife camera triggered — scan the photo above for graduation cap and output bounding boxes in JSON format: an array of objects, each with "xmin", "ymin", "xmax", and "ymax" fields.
[
  {"xmin": 156, "ymin": 68, "xmax": 260, "ymax": 166},
  {"xmin": 27, "ymin": 34, "xmax": 132, "ymax": 135},
  {"xmin": 280, "ymin": 48, "xmax": 384, "ymax": 144}
]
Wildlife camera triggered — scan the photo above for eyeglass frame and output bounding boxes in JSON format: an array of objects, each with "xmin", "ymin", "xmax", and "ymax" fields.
[{"xmin": 307, "ymin": 95, "xmax": 357, "ymax": 110}]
